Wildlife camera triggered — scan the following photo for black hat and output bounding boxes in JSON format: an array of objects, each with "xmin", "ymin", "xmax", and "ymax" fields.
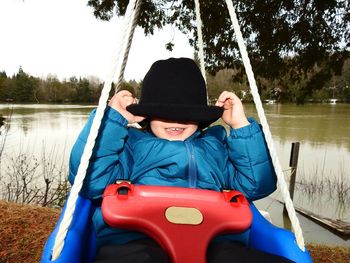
[{"xmin": 126, "ymin": 57, "xmax": 223, "ymax": 128}]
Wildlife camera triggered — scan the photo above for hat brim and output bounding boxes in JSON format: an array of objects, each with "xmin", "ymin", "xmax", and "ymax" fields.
[{"xmin": 126, "ymin": 103, "xmax": 223, "ymax": 128}]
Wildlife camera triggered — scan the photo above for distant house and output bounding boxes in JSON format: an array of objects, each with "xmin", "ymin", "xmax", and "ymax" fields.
[
  {"xmin": 265, "ymin": 99, "xmax": 276, "ymax": 104},
  {"xmin": 330, "ymin": 99, "xmax": 338, "ymax": 104}
]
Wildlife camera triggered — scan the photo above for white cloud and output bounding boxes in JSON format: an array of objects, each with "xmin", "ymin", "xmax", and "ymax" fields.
[{"xmin": 0, "ymin": 0, "xmax": 194, "ymax": 81}]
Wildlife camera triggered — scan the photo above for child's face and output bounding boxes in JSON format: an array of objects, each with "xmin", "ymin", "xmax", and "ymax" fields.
[{"xmin": 150, "ymin": 119, "xmax": 198, "ymax": 141}]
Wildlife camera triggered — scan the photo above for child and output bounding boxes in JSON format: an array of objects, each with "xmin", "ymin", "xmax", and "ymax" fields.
[{"xmin": 69, "ymin": 58, "xmax": 292, "ymax": 262}]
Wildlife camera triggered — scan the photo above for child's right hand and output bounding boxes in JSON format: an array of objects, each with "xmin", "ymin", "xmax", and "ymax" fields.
[{"xmin": 108, "ymin": 90, "xmax": 145, "ymax": 124}]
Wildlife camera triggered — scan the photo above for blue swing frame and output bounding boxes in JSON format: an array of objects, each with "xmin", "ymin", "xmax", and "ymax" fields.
[{"xmin": 41, "ymin": 195, "xmax": 312, "ymax": 263}]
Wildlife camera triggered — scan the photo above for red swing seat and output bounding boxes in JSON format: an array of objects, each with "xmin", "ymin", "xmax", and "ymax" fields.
[
  {"xmin": 102, "ymin": 181, "xmax": 252, "ymax": 263},
  {"xmin": 41, "ymin": 182, "xmax": 312, "ymax": 262}
]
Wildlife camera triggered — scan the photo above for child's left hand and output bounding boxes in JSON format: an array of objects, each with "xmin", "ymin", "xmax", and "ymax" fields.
[{"xmin": 215, "ymin": 91, "xmax": 250, "ymax": 129}]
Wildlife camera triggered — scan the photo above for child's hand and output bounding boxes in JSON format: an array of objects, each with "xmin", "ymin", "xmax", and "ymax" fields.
[
  {"xmin": 109, "ymin": 90, "xmax": 145, "ymax": 124},
  {"xmin": 215, "ymin": 91, "xmax": 250, "ymax": 129}
]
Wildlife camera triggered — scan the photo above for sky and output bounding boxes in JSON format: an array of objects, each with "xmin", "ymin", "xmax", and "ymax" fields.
[{"xmin": 0, "ymin": 0, "xmax": 194, "ymax": 81}]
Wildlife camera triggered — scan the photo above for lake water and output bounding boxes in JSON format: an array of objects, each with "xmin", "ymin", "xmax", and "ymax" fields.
[{"xmin": 0, "ymin": 103, "xmax": 349, "ymax": 242}]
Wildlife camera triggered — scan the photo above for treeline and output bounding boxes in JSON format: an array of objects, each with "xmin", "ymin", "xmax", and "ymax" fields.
[
  {"xmin": 0, "ymin": 67, "xmax": 138, "ymax": 104},
  {"xmin": 206, "ymin": 58, "xmax": 350, "ymax": 104},
  {"xmin": 0, "ymin": 60, "xmax": 349, "ymax": 104},
  {"xmin": 0, "ymin": 68, "xmax": 101, "ymax": 103}
]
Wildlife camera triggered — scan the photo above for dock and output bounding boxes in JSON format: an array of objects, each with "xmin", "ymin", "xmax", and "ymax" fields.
[
  {"xmin": 273, "ymin": 199, "xmax": 350, "ymax": 237},
  {"xmin": 254, "ymin": 197, "xmax": 350, "ymax": 246},
  {"xmin": 293, "ymin": 205, "xmax": 350, "ymax": 236}
]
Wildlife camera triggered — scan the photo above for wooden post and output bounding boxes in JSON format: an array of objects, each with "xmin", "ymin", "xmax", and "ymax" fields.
[
  {"xmin": 289, "ymin": 142, "xmax": 300, "ymax": 201},
  {"xmin": 283, "ymin": 142, "xmax": 300, "ymax": 228}
]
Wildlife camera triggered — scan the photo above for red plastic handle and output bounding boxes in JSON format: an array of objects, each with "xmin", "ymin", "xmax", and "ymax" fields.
[{"xmin": 102, "ymin": 183, "xmax": 252, "ymax": 263}]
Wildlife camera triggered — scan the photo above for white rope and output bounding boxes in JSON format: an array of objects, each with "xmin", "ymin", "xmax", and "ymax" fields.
[
  {"xmin": 224, "ymin": 0, "xmax": 305, "ymax": 251},
  {"xmin": 116, "ymin": 0, "xmax": 142, "ymax": 91},
  {"xmin": 193, "ymin": 0, "xmax": 209, "ymax": 102},
  {"xmin": 51, "ymin": 0, "xmax": 141, "ymax": 260}
]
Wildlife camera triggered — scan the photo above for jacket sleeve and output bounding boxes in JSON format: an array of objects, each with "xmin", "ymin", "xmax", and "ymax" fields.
[
  {"xmin": 226, "ymin": 118, "xmax": 277, "ymax": 201},
  {"xmin": 68, "ymin": 106, "xmax": 132, "ymax": 200}
]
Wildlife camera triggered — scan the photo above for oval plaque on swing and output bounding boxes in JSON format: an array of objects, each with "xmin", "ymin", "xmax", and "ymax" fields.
[{"xmin": 165, "ymin": 206, "xmax": 203, "ymax": 225}]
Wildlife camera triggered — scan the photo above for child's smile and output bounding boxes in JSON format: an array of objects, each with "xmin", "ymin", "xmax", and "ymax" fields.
[
  {"xmin": 150, "ymin": 119, "xmax": 198, "ymax": 141},
  {"xmin": 165, "ymin": 127, "xmax": 185, "ymax": 136}
]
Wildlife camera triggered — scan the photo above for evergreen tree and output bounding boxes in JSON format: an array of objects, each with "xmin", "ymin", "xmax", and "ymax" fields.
[
  {"xmin": 75, "ymin": 78, "xmax": 92, "ymax": 103},
  {"xmin": 14, "ymin": 67, "xmax": 38, "ymax": 102},
  {"xmin": 0, "ymin": 71, "xmax": 8, "ymax": 101}
]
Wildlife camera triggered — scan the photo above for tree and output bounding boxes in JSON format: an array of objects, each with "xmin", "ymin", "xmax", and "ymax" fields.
[
  {"xmin": 329, "ymin": 58, "xmax": 350, "ymax": 102},
  {"xmin": 45, "ymin": 75, "xmax": 62, "ymax": 103},
  {"xmin": 0, "ymin": 71, "xmax": 8, "ymax": 101},
  {"xmin": 75, "ymin": 78, "xmax": 93, "ymax": 103},
  {"xmin": 87, "ymin": 0, "xmax": 349, "ymax": 102},
  {"xmin": 14, "ymin": 67, "xmax": 38, "ymax": 102}
]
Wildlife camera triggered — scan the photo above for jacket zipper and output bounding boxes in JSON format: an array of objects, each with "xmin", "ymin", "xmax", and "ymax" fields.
[{"xmin": 184, "ymin": 141, "xmax": 197, "ymax": 188}]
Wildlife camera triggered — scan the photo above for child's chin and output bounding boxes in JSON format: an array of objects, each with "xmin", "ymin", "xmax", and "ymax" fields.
[
  {"xmin": 165, "ymin": 136, "xmax": 184, "ymax": 141},
  {"xmin": 164, "ymin": 134, "xmax": 186, "ymax": 141}
]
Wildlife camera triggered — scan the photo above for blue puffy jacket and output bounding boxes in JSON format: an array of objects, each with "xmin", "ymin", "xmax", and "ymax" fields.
[{"xmin": 69, "ymin": 107, "xmax": 277, "ymax": 249}]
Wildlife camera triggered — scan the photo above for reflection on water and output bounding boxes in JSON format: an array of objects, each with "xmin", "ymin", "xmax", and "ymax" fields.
[
  {"xmin": 250, "ymin": 103, "xmax": 350, "ymax": 149},
  {"xmin": 0, "ymin": 103, "xmax": 349, "ymax": 223},
  {"xmin": 0, "ymin": 104, "xmax": 94, "ymax": 158}
]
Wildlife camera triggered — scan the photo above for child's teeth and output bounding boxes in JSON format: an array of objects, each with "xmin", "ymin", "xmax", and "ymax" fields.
[{"xmin": 167, "ymin": 128, "xmax": 184, "ymax": 131}]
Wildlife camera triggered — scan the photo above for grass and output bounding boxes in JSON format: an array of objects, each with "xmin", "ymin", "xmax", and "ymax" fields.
[
  {"xmin": 0, "ymin": 200, "xmax": 349, "ymax": 263},
  {"xmin": 0, "ymin": 201, "xmax": 59, "ymax": 263},
  {"xmin": 307, "ymin": 244, "xmax": 350, "ymax": 263}
]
